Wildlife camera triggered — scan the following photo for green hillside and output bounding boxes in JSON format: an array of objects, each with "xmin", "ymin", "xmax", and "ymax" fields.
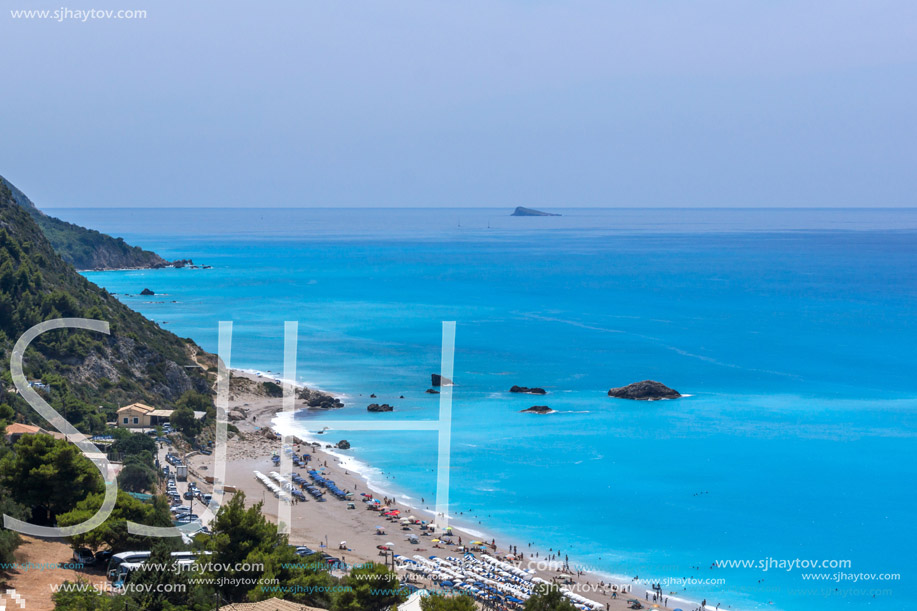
[
  {"xmin": 0, "ymin": 180, "xmax": 212, "ymax": 432},
  {"xmin": 0, "ymin": 175, "xmax": 168, "ymax": 270}
]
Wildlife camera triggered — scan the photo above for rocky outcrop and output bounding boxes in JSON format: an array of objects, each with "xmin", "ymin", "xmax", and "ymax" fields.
[
  {"xmin": 140, "ymin": 288, "xmax": 155, "ymax": 296},
  {"xmin": 431, "ymin": 374, "xmax": 452, "ymax": 387},
  {"xmin": 510, "ymin": 385, "xmax": 546, "ymax": 395},
  {"xmin": 367, "ymin": 403, "xmax": 394, "ymax": 412},
  {"xmin": 520, "ymin": 405, "xmax": 555, "ymax": 414},
  {"xmin": 228, "ymin": 409, "xmax": 247, "ymax": 421},
  {"xmin": 1, "ymin": 174, "xmax": 174, "ymax": 270},
  {"xmin": 297, "ymin": 387, "xmax": 344, "ymax": 409},
  {"xmin": 336, "ymin": 440, "xmax": 351, "ymax": 450},
  {"xmin": 511, "ymin": 206, "xmax": 561, "ymax": 217},
  {"xmin": 607, "ymin": 380, "xmax": 681, "ymax": 400},
  {"xmin": 425, "ymin": 389, "xmax": 440, "ymax": 394}
]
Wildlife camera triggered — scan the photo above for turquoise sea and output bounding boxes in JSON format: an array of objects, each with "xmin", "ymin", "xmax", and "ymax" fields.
[{"xmin": 54, "ymin": 207, "xmax": 917, "ymax": 611}]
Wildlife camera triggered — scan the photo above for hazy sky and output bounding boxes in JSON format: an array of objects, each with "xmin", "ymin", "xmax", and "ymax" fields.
[{"xmin": 2, "ymin": 0, "xmax": 916, "ymax": 207}]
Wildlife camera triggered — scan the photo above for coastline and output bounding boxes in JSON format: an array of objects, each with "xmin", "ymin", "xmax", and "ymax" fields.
[{"xmin": 184, "ymin": 368, "xmax": 692, "ymax": 611}]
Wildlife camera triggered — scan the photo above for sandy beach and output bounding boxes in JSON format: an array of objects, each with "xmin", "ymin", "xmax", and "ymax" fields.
[{"xmin": 168, "ymin": 370, "xmax": 685, "ymax": 611}]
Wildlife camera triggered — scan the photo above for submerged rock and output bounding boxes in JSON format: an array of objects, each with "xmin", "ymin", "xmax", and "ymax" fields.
[
  {"xmin": 367, "ymin": 403, "xmax": 394, "ymax": 412},
  {"xmin": 510, "ymin": 385, "xmax": 546, "ymax": 395},
  {"xmin": 425, "ymin": 389, "xmax": 440, "ymax": 394},
  {"xmin": 607, "ymin": 380, "xmax": 681, "ymax": 401},
  {"xmin": 520, "ymin": 405, "xmax": 555, "ymax": 414}
]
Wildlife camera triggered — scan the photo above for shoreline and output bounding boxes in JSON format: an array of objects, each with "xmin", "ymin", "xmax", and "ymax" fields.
[{"xmin": 186, "ymin": 368, "xmax": 701, "ymax": 611}]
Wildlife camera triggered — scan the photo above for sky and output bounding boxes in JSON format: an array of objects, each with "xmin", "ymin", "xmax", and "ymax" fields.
[{"xmin": 1, "ymin": 0, "xmax": 916, "ymax": 208}]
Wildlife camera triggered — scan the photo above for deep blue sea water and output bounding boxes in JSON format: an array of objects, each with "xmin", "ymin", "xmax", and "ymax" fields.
[{"xmin": 52, "ymin": 207, "xmax": 917, "ymax": 611}]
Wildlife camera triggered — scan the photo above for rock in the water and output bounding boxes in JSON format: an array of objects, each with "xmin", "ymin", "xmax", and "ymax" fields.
[
  {"xmin": 520, "ymin": 405, "xmax": 555, "ymax": 414},
  {"xmin": 431, "ymin": 374, "xmax": 453, "ymax": 387},
  {"xmin": 425, "ymin": 389, "xmax": 440, "ymax": 394},
  {"xmin": 297, "ymin": 387, "xmax": 344, "ymax": 409},
  {"xmin": 607, "ymin": 380, "xmax": 681, "ymax": 400},
  {"xmin": 140, "ymin": 288, "xmax": 155, "ymax": 296},
  {"xmin": 337, "ymin": 440, "xmax": 351, "ymax": 450},
  {"xmin": 367, "ymin": 403, "xmax": 394, "ymax": 412},
  {"xmin": 510, "ymin": 385, "xmax": 547, "ymax": 395},
  {"xmin": 511, "ymin": 206, "xmax": 561, "ymax": 217}
]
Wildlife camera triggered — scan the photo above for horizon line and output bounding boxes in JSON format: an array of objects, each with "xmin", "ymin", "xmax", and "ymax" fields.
[{"xmin": 42, "ymin": 204, "xmax": 917, "ymax": 210}]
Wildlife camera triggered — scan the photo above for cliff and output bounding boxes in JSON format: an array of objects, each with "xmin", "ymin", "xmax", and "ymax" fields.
[
  {"xmin": 0, "ymin": 175, "xmax": 169, "ymax": 270},
  {"xmin": 0, "ymin": 180, "xmax": 212, "ymax": 432}
]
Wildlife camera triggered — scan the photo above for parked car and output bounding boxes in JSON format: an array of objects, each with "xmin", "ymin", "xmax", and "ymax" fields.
[
  {"xmin": 73, "ymin": 548, "xmax": 96, "ymax": 565},
  {"xmin": 94, "ymin": 549, "xmax": 114, "ymax": 565}
]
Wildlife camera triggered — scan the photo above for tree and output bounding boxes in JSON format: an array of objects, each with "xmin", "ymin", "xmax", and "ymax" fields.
[
  {"xmin": 117, "ymin": 456, "xmax": 157, "ymax": 493},
  {"xmin": 195, "ymin": 492, "xmax": 285, "ymax": 602},
  {"xmin": 421, "ymin": 594, "xmax": 478, "ymax": 611},
  {"xmin": 0, "ymin": 493, "xmax": 26, "ymax": 563},
  {"xmin": 0, "ymin": 434, "xmax": 103, "ymax": 524},
  {"xmin": 523, "ymin": 583, "xmax": 578, "ymax": 611},
  {"xmin": 170, "ymin": 405, "xmax": 201, "ymax": 438},
  {"xmin": 175, "ymin": 390, "xmax": 212, "ymax": 413},
  {"xmin": 51, "ymin": 580, "xmax": 114, "ymax": 611},
  {"xmin": 331, "ymin": 561, "xmax": 405, "ymax": 611},
  {"xmin": 110, "ymin": 429, "xmax": 157, "ymax": 459},
  {"xmin": 275, "ymin": 557, "xmax": 337, "ymax": 609},
  {"xmin": 58, "ymin": 491, "xmax": 171, "ymax": 552},
  {"xmin": 195, "ymin": 492, "xmax": 343, "ymax": 606}
]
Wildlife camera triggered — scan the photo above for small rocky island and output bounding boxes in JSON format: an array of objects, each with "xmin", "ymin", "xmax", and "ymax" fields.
[
  {"xmin": 520, "ymin": 405, "xmax": 555, "ymax": 414},
  {"xmin": 511, "ymin": 206, "xmax": 561, "ymax": 217},
  {"xmin": 367, "ymin": 403, "xmax": 394, "ymax": 412},
  {"xmin": 140, "ymin": 288, "xmax": 155, "ymax": 296},
  {"xmin": 510, "ymin": 385, "xmax": 546, "ymax": 395},
  {"xmin": 608, "ymin": 380, "xmax": 681, "ymax": 401}
]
